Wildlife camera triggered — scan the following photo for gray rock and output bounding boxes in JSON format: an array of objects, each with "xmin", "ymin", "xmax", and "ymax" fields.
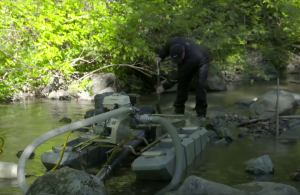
[
  {"xmin": 98, "ymin": 86, "xmax": 115, "ymax": 94},
  {"xmin": 214, "ymin": 138, "xmax": 231, "ymax": 145},
  {"xmin": 41, "ymin": 76, "xmax": 61, "ymax": 96},
  {"xmin": 26, "ymin": 167, "xmax": 107, "ymax": 195},
  {"xmin": 205, "ymin": 75, "xmax": 227, "ymax": 91},
  {"xmin": 207, "ymin": 130, "xmax": 219, "ymax": 142},
  {"xmin": 48, "ymin": 90, "xmax": 71, "ymax": 100},
  {"xmin": 234, "ymin": 99, "xmax": 255, "ymax": 109},
  {"xmin": 280, "ymin": 123, "xmax": 300, "ymax": 139},
  {"xmin": 164, "ymin": 175, "xmax": 300, "ymax": 195},
  {"xmin": 291, "ymin": 93, "xmax": 300, "ymax": 106},
  {"xmin": 250, "ymin": 90, "xmax": 298, "ymax": 119},
  {"xmin": 219, "ymin": 127, "xmax": 235, "ymax": 140},
  {"xmin": 222, "ymin": 71, "xmax": 236, "ymax": 82},
  {"xmin": 164, "ymin": 176, "xmax": 242, "ymax": 195},
  {"xmin": 90, "ymin": 73, "xmax": 117, "ymax": 95},
  {"xmin": 245, "ymin": 155, "xmax": 274, "ymax": 175},
  {"xmin": 77, "ymin": 91, "xmax": 93, "ymax": 101}
]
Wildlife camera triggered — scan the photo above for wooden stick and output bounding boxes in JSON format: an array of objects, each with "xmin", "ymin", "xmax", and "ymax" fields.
[{"xmin": 236, "ymin": 118, "xmax": 271, "ymax": 127}]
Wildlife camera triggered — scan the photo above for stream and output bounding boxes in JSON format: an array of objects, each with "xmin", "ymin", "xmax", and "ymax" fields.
[{"xmin": 1, "ymin": 75, "xmax": 300, "ymax": 195}]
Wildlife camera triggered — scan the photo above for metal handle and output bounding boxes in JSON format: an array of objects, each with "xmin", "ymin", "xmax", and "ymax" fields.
[{"xmin": 156, "ymin": 60, "xmax": 161, "ymax": 104}]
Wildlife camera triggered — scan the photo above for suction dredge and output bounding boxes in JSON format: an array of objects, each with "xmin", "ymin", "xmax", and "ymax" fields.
[{"xmin": 17, "ymin": 93, "xmax": 209, "ymax": 195}]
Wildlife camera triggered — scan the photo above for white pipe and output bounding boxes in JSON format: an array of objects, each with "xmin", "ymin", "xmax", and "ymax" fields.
[
  {"xmin": 0, "ymin": 161, "xmax": 18, "ymax": 179},
  {"xmin": 17, "ymin": 107, "xmax": 134, "ymax": 195},
  {"xmin": 136, "ymin": 114, "xmax": 184, "ymax": 195}
]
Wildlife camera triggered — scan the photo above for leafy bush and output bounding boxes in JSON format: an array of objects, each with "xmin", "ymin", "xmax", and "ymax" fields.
[{"xmin": 0, "ymin": 0, "xmax": 300, "ymax": 99}]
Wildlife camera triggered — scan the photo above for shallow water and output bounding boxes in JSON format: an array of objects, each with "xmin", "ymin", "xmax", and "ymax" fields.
[{"xmin": 2, "ymin": 76, "xmax": 300, "ymax": 194}]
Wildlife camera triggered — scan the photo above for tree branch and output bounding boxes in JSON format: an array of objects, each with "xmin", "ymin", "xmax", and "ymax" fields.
[
  {"xmin": 0, "ymin": 48, "xmax": 32, "ymax": 67},
  {"xmin": 76, "ymin": 63, "xmax": 163, "ymax": 82}
]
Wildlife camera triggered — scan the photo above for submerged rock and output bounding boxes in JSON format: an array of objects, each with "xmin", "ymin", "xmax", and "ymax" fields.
[
  {"xmin": 245, "ymin": 155, "xmax": 274, "ymax": 175},
  {"xmin": 207, "ymin": 130, "xmax": 219, "ymax": 142},
  {"xmin": 164, "ymin": 175, "xmax": 300, "ymax": 195},
  {"xmin": 233, "ymin": 182, "xmax": 300, "ymax": 195},
  {"xmin": 26, "ymin": 167, "xmax": 107, "ymax": 195},
  {"xmin": 290, "ymin": 169, "xmax": 300, "ymax": 181},
  {"xmin": 59, "ymin": 117, "xmax": 72, "ymax": 123},
  {"xmin": 16, "ymin": 150, "xmax": 35, "ymax": 159},
  {"xmin": 214, "ymin": 138, "xmax": 232, "ymax": 146}
]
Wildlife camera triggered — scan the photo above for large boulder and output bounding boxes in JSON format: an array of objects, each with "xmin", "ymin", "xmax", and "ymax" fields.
[
  {"xmin": 205, "ymin": 75, "xmax": 227, "ymax": 91},
  {"xmin": 89, "ymin": 73, "xmax": 117, "ymax": 95},
  {"xmin": 67, "ymin": 73, "xmax": 118, "ymax": 100},
  {"xmin": 26, "ymin": 167, "xmax": 107, "ymax": 195},
  {"xmin": 41, "ymin": 76, "xmax": 61, "ymax": 96},
  {"xmin": 250, "ymin": 90, "xmax": 298, "ymax": 119},
  {"xmin": 164, "ymin": 175, "xmax": 300, "ymax": 195}
]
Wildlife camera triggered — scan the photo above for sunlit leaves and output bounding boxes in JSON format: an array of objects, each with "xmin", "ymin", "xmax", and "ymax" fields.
[{"xmin": 0, "ymin": 0, "xmax": 300, "ymax": 99}]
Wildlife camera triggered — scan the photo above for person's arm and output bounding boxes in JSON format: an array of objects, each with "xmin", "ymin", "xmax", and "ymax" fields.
[
  {"xmin": 162, "ymin": 78, "xmax": 178, "ymax": 90},
  {"xmin": 158, "ymin": 39, "xmax": 172, "ymax": 61}
]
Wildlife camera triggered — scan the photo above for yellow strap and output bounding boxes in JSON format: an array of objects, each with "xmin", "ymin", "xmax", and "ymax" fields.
[{"xmin": 36, "ymin": 131, "xmax": 72, "ymax": 177}]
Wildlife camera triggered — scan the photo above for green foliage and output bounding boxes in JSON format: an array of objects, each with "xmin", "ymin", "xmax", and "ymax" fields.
[{"xmin": 0, "ymin": 0, "xmax": 300, "ymax": 99}]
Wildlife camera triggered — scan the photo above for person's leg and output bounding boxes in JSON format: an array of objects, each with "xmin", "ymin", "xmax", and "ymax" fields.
[
  {"xmin": 195, "ymin": 63, "xmax": 209, "ymax": 117},
  {"xmin": 173, "ymin": 80, "xmax": 190, "ymax": 114}
]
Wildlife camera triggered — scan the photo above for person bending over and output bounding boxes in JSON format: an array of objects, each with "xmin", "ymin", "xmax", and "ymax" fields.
[{"xmin": 155, "ymin": 37, "xmax": 210, "ymax": 118}]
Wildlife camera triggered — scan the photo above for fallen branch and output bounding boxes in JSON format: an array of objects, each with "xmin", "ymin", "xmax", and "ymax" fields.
[
  {"xmin": 236, "ymin": 118, "xmax": 271, "ymax": 127},
  {"xmin": 279, "ymin": 115, "xmax": 300, "ymax": 119},
  {"xmin": 289, "ymin": 80, "xmax": 300, "ymax": 84}
]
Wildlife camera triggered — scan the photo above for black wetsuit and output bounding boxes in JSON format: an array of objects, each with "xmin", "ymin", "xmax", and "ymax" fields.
[{"xmin": 159, "ymin": 37, "xmax": 210, "ymax": 117}]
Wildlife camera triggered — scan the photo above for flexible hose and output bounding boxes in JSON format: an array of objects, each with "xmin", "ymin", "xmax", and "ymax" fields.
[
  {"xmin": 96, "ymin": 130, "xmax": 146, "ymax": 180},
  {"xmin": 35, "ymin": 131, "xmax": 72, "ymax": 177},
  {"xmin": 137, "ymin": 115, "xmax": 184, "ymax": 195},
  {"xmin": 17, "ymin": 107, "xmax": 134, "ymax": 195},
  {"xmin": 0, "ymin": 136, "xmax": 4, "ymax": 155}
]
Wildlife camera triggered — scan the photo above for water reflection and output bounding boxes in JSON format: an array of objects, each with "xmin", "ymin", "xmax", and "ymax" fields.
[{"xmin": 1, "ymin": 77, "xmax": 300, "ymax": 194}]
